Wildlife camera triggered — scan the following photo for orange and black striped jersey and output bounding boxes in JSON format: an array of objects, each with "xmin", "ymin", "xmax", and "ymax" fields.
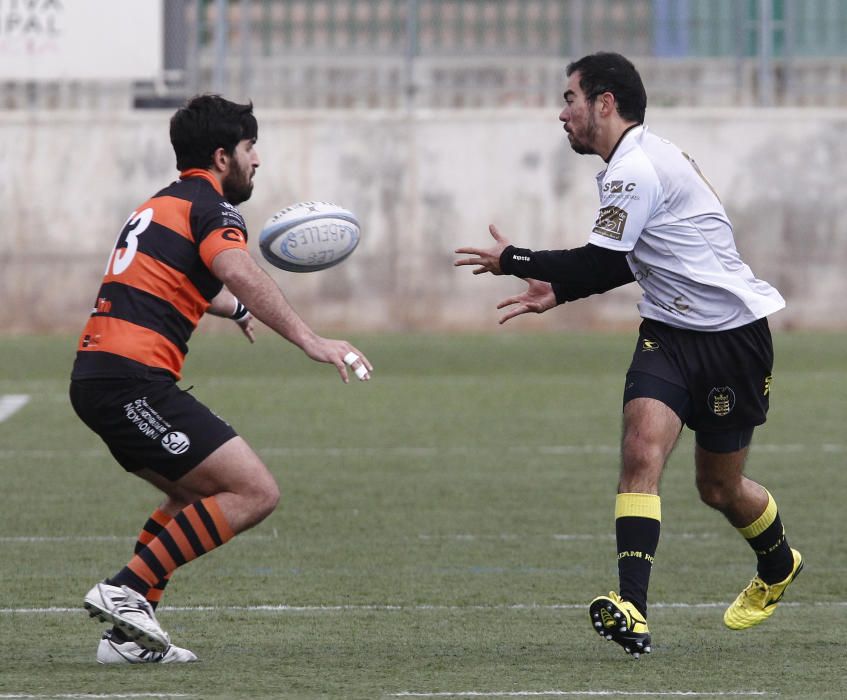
[{"xmin": 72, "ymin": 170, "xmax": 249, "ymax": 381}]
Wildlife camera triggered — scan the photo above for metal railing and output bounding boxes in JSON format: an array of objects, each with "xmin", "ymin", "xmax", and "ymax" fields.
[{"xmin": 4, "ymin": 0, "xmax": 847, "ymax": 110}]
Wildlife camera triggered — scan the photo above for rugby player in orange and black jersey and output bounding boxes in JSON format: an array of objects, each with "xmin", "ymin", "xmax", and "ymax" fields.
[
  {"xmin": 69, "ymin": 95, "xmax": 372, "ymax": 665},
  {"xmin": 72, "ymin": 167, "xmax": 253, "ymax": 382}
]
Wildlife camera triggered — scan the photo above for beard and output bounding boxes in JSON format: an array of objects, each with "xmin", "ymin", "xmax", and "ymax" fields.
[
  {"xmin": 223, "ymin": 168, "xmax": 254, "ymax": 205},
  {"xmin": 567, "ymin": 113, "xmax": 599, "ymax": 155},
  {"xmin": 568, "ymin": 135, "xmax": 596, "ymax": 155}
]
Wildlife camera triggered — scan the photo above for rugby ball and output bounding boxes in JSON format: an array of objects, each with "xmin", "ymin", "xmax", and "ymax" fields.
[{"xmin": 259, "ymin": 201, "xmax": 360, "ymax": 272}]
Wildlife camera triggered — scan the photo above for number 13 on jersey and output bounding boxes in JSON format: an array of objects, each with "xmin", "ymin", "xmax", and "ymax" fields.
[{"xmin": 106, "ymin": 208, "xmax": 154, "ymax": 276}]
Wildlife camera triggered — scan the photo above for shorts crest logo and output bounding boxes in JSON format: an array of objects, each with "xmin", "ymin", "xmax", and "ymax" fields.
[
  {"xmin": 161, "ymin": 431, "xmax": 191, "ymax": 455},
  {"xmin": 707, "ymin": 386, "xmax": 736, "ymax": 417},
  {"xmin": 763, "ymin": 375, "xmax": 773, "ymax": 396},
  {"xmin": 642, "ymin": 339, "xmax": 660, "ymax": 352}
]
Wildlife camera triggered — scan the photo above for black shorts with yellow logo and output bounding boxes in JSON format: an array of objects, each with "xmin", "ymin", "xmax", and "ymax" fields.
[
  {"xmin": 623, "ymin": 317, "xmax": 774, "ymax": 440},
  {"xmin": 70, "ymin": 377, "xmax": 238, "ymax": 481}
]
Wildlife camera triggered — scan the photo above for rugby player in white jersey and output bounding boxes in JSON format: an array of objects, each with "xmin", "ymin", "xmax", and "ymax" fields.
[{"xmin": 455, "ymin": 52, "xmax": 802, "ymax": 658}]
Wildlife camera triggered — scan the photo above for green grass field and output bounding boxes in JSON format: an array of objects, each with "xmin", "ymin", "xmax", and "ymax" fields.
[{"xmin": 1, "ymin": 331, "xmax": 845, "ymax": 699}]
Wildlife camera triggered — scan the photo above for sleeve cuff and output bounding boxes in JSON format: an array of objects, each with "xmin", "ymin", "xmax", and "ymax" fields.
[
  {"xmin": 550, "ymin": 282, "xmax": 568, "ymax": 306},
  {"xmin": 499, "ymin": 245, "xmax": 535, "ymax": 277}
]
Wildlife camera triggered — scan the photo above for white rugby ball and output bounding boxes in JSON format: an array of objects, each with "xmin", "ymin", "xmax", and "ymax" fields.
[{"xmin": 259, "ymin": 201, "xmax": 360, "ymax": 272}]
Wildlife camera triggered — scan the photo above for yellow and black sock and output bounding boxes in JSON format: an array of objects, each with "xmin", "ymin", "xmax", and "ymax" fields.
[
  {"xmin": 737, "ymin": 490, "xmax": 794, "ymax": 584},
  {"xmin": 109, "ymin": 496, "xmax": 234, "ymax": 596},
  {"xmin": 615, "ymin": 493, "xmax": 661, "ymax": 617}
]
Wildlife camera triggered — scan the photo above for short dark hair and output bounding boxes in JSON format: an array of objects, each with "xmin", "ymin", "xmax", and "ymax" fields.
[
  {"xmin": 169, "ymin": 94, "xmax": 258, "ymax": 171},
  {"xmin": 566, "ymin": 52, "xmax": 646, "ymax": 124}
]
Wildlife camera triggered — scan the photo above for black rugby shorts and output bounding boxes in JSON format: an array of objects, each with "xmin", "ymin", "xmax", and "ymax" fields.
[
  {"xmin": 70, "ymin": 378, "xmax": 238, "ymax": 481},
  {"xmin": 623, "ymin": 317, "xmax": 774, "ymax": 436}
]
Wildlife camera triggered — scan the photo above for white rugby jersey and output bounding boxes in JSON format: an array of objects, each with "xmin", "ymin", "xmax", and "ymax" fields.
[{"xmin": 588, "ymin": 125, "xmax": 784, "ymax": 331}]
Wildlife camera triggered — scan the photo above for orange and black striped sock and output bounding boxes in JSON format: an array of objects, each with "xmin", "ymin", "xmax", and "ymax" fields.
[
  {"xmin": 109, "ymin": 496, "xmax": 234, "ymax": 596},
  {"xmin": 109, "ymin": 509, "xmax": 175, "ymax": 642},
  {"xmin": 133, "ymin": 508, "xmax": 173, "ymax": 610}
]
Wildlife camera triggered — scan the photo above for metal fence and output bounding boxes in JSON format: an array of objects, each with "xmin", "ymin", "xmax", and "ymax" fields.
[{"xmin": 5, "ymin": 0, "xmax": 847, "ymax": 110}]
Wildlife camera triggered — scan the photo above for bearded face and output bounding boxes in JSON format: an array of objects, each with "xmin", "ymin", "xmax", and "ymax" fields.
[
  {"xmin": 559, "ymin": 71, "xmax": 600, "ymax": 157},
  {"xmin": 223, "ymin": 138, "xmax": 259, "ymax": 205}
]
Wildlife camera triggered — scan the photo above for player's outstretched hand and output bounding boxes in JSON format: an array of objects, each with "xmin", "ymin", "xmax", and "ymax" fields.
[
  {"xmin": 303, "ymin": 337, "xmax": 373, "ymax": 383},
  {"xmin": 454, "ymin": 224, "xmax": 511, "ymax": 275},
  {"xmin": 496, "ymin": 278, "xmax": 557, "ymax": 324}
]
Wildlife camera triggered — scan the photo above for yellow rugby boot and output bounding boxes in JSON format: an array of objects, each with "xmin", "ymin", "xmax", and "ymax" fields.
[
  {"xmin": 589, "ymin": 591, "xmax": 651, "ymax": 658},
  {"xmin": 724, "ymin": 548, "xmax": 803, "ymax": 630}
]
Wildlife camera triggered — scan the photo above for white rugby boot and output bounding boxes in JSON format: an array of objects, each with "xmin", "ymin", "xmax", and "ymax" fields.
[
  {"xmin": 84, "ymin": 581, "xmax": 170, "ymax": 652},
  {"xmin": 97, "ymin": 630, "xmax": 198, "ymax": 664}
]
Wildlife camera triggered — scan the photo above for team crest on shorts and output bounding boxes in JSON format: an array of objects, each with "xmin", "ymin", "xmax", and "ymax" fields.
[
  {"xmin": 707, "ymin": 387, "xmax": 736, "ymax": 417},
  {"xmin": 161, "ymin": 431, "xmax": 191, "ymax": 455}
]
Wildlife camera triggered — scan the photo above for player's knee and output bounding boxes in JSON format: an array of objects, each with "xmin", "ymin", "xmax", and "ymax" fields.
[
  {"xmin": 245, "ymin": 476, "xmax": 280, "ymax": 525},
  {"xmin": 259, "ymin": 480, "xmax": 281, "ymax": 520},
  {"xmin": 622, "ymin": 433, "xmax": 664, "ymax": 473},
  {"xmin": 696, "ymin": 474, "xmax": 732, "ymax": 511}
]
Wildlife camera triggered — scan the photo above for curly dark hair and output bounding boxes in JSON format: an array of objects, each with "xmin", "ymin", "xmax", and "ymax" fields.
[
  {"xmin": 169, "ymin": 94, "xmax": 258, "ymax": 171},
  {"xmin": 566, "ymin": 52, "xmax": 646, "ymax": 124}
]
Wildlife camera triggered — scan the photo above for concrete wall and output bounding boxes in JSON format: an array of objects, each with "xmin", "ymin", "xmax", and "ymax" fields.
[{"xmin": 2, "ymin": 108, "xmax": 845, "ymax": 334}]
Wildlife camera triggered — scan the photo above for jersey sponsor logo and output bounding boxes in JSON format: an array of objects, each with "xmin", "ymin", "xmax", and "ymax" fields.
[
  {"xmin": 81, "ymin": 333, "xmax": 101, "ymax": 348},
  {"xmin": 592, "ymin": 206, "xmax": 627, "ymax": 241},
  {"xmin": 603, "ymin": 180, "xmax": 637, "ymax": 194},
  {"xmin": 707, "ymin": 386, "xmax": 736, "ymax": 417},
  {"xmin": 220, "ymin": 202, "xmax": 246, "ymax": 228},
  {"xmin": 672, "ymin": 296, "xmax": 691, "ymax": 312},
  {"xmin": 633, "ymin": 266, "xmax": 651, "ymax": 281},
  {"xmin": 161, "ymin": 431, "xmax": 191, "ymax": 455},
  {"xmin": 221, "ymin": 228, "xmax": 245, "ymax": 243},
  {"xmin": 630, "ymin": 252, "xmax": 652, "ymax": 281},
  {"xmin": 94, "ymin": 297, "xmax": 112, "ymax": 314},
  {"xmin": 650, "ymin": 296, "xmax": 693, "ymax": 316}
]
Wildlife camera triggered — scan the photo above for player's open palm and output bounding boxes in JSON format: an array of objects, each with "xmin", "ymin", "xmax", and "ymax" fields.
[
  {"xmin": 496, "ymin": 278, "xmax": 557, "ymax": 324},
  {"xmin": 454, "ymin": 224, "xmax": 511, "ymax": 275}
]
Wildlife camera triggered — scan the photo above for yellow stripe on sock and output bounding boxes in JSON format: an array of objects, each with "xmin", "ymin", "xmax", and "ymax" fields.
[
  {"xmin": 738, "ymin": 490, "xmax": 777, "ymax": 539},
  {"xmin": 615, "ymin": 493, "xmax": 661, "ymax": 522}
]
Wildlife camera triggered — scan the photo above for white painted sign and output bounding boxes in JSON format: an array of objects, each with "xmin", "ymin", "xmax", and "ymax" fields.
[{"xmin": 0, "ymin": 0, "xmax": 163, "ymax": 80}]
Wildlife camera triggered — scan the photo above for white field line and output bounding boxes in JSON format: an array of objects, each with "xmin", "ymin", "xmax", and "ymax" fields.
[
  {"xmin": 0, "ymin": 443, "xmax": 843, "ymax": 460},
  {"xmin": 0, "ymin": 531, "xmax": 715, "ymax": 544},
  {"xmin": 418, "ymin": 533, "xmax": 717, "ymax": 541},
  {"xmin": 2, "ymin": 601, "xmax": 845, "ymax": 615},
  {"xmin": 0, "ymin": 533, "xmax": 278, "ymax": 543},
  {"xmin": 0, "ymin": 394, "xmax": 29, "ymax": 423},
  {"xmin": 0, "ymin": 695, "xmax": 194, "ymax": 699},
  {"xmin": 391, "ymin": 692, "xmax": 771, "ymax": 698}
]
